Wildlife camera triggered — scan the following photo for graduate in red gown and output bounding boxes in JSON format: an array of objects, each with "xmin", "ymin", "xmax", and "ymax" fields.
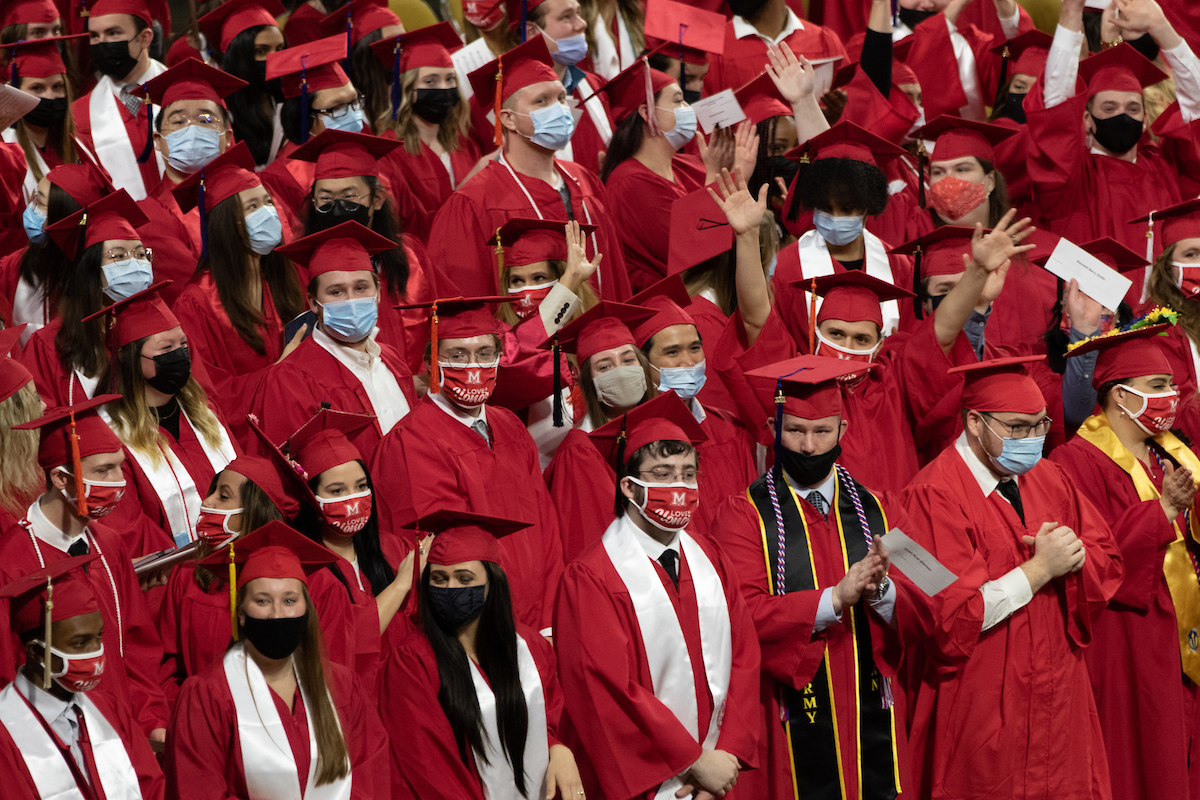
[
  {"xmin": 0, "ymin": 396, "xmax": 171, "ymax": 742},
  {"xmin": 1050, "ymin": 323, "xmax": 1200, "ymax": 800},
  {"xmin": 252, "ymin": 222, "xmax": 417, "ymax": 465},
  {"xmin": 554, "ymin": 395, "xmax": 761, "ymax": 799},
  {"xmin": 166, "ymin": 521, "xmax": 390, "ymax": 800},
  {"xmin": 379, "ymin": 509, "xmax": 584, "ymax": 800},
  {"xmin": 1141, "ymin": 199, "xmax": 1200, "ymax": 399},
  {"xmin": 898, "ymin": 356, "xmax": 1123, "ymax": 800},
  {"xmin": 427, "ymin": 37, "xmax": 631, "ymax": 302},
  {"xmin": 369, "ymin": 297, "xmax": 566, "ymax": 634},
  {"xmin": 0, "ymin": 556, "xmax": 164, "ymax": 800}
]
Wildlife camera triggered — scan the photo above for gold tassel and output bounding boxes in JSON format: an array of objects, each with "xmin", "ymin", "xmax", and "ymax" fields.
[
  {"xmin": 42, "ymin": 578, "xmax": 53, "ymax": 691},
  {"xmin": 228, "ymin": 541, "xmax": 238, "ymax": 642}
]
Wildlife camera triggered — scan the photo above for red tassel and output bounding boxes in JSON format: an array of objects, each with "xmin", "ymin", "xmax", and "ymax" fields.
[
  {"xmin": 493, "ymin": 60, "xmax": 504, "ymax": 147},
  {"xmin": 807, "ymin": 277, "xmax": 817, "ymax": 354},
  {"xmin": 68, "ymin": 412, "xmax": 87, "ymax": 518},
  {"xmin": 644, "ymin": 58, "xmax": 660, "ymax": 137},
  {"xmin": 430, "ymin": 302, "xmax": 441, "ymax": 394}
]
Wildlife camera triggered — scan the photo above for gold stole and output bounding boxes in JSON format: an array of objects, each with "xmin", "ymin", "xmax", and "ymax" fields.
[{"xmin": 1077, "ymin": 412, "xmax": 1200, "ymax": 682}]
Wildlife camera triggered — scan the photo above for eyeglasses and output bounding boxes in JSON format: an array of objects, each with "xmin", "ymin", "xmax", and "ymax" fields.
[
  {"xmin": 161, "ymin": 112, "xmax": 227, "ymax": 134},
  {"xmin": 439, "ymin": 351, "xmax": 499, "ymax": 368},
  {"xmin": 982, "ymin": 414, "xmax": 1053, "ymax": 440},
  {"xmin": 312, "ymin": 95, "xmax": 364, "ymax": 120},
  {"xmin": 314, "ymin": 192, "xmax": 369, "ymax": 206},
  {"xmin": 102, "ymin": 246, "xmax": 152, "ymax": 263},
  {"xmin": 638, "ymin": 468, "xmax": 699, "ymax": 484}
]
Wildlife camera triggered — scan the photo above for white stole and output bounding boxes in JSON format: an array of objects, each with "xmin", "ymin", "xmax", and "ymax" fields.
[
  {"xmin": 12, "ymin": 276, "xmax": 47, "ymax": 346},
  {"xmin": 591, "ymin": 9, "xmax": 636, "ymax": 81},
  {"xmin": 222, "ymin": 645, "xmax": 352, "ymax": 800},
  {"xmin": 796, "ymin": 229, "xmax": 899, "ymax": 334},
  {"xmin": 99, "ymin": 405, "xmax": 236, "ymax": 545},
  {"xmin": 87, "ymin": 61, "xmax": 167, "ymax": 201},
  {"xmin": 468, "ymin": 635, "xmax": 550, "ymax": 800},
  {"xmin": 574, "ymin": 74, "xmax": 613, "ymax": 147},
  {"xmin": 1, "ymin": 126, "xmax": 45, "ymax": 202},
  {"xmin": 0, "ymin": 682, "xmax": 142, "ymax": 800},
  {"xmin": 601, "ymin": 516, "xmax": 733, "ymax": 800}
]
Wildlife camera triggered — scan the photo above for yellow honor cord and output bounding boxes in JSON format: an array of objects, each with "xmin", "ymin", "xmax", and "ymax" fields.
[{"xmin": 228, "ymin": 542, "xmax": 238, "ymax": 642}]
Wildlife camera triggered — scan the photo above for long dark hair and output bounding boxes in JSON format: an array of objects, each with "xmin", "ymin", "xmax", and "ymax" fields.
[
  {"xmin": 194, "ymin": 475, "xmax": 286, "ymax": 592},
  {"xmin": 419, "ymin": 561, "xmax": 530, "ymax": 797},
  {"xmin": 351, "ymin": 29, "xmax": 390, "ymax": 134},
  {"xmin": 20, "ymin": 181, "xmax": 82, "ymax": 301},
  {"xmin": 222, "ymin": 25, "xmax": 283, "ymax": 166},
  {"xmin": 54, "ymin": 242, "xmax": 108, "ymax": 379},
  {"xmin": 600, "ymin": 107, "xmax": 647, "ymax": 183},
  {"xmin": 302, "ymin": 175, "xmax": 409, "ymax": 296},
  {"xmin": 195, "ymin": 193, "xmax": 304, "ymax": 354},
  {"xmin": 293, "ymin": 459, "xmax": 395, "ymax": 596}
]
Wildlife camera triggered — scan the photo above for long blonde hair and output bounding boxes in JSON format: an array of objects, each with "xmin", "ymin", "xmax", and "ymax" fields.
[
  {"xmin": 1147, "ymin": 244, "xmax": 1200, "ymax": 342},
  {"xmin": 578, "ymin": 0, "xmax": 644, "ymax": 62},
  {"xmin": 388, "ymin": 67, "xmax": 471, "ymax": 157},
  {"xmin": 100, "ymin": 338, "xmax": 225, "ymax": 467},
  {"xmin": 0, "ymin": 383, "xmax": 45, "ymax": 519},
  {"xmin": 496, "ymin": 259, "xmax": 599, "ymax": 326}
]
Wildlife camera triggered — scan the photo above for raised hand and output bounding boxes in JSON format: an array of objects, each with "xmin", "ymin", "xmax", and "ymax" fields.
[
  {"xmin": 967, "ymin": 209, "xmax": 1036, "ymax": 274},
  {"xmin": 766, "ymin": 44, "xmax": 817, "ymax": 106},
  {"xmin": 562, "ymin": 219, "xmax": 601, "ymax": 291},
  {"xmin": 733, "ymin": 120, "xmax": 760, "ymax": 183},
  {"xmin": 707, "ymin": 168, "xmax": 768, "ymax": 237},
  {"xmin": 1112, "ymin": 0, "xmax": 1172, "ymax": 40},
  {"xmin": 700, "ymin": 127, "xmax": 736, "ymax": 181},
  {"xmin": 1064, "ymin": 278, "xmax": 1105, "ymax": 335}
]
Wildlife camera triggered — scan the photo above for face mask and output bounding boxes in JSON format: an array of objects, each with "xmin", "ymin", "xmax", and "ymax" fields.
[
  {"xmin": 241, "ymin": 612, "xmax": 308, "ymax": 660},
  {"xmin": 196, "ymin": 505, "xmax": 241, "ymax": 546},
  {"xmin": 319, "ymin": 296, "xmax": 378, "ymax": 343},
  {"xmin": 661, "ymin": 106, "xmax": 697, "ymax": 150},
  {"xmin": 24, "ymin": 96, "xmax": 68, "ymax": 128},
  {"xmin": 1174, "ymin": 262, "xmax": 1200, "ymax": 298},
  {"xmin": 1091, "ymin": 113, "xmax": 1143, "ymax": 155},
  {"xmin": 101, "ymin": 257, "xmax": 153, "ymax": 302},
  {"xmin": 815, "ymin": 330, "xmax": 880, "ymax": 381},
  {"xmin": 508, "ymin": 280, "xmax": 557, "ymax": 319},
  {"xmin": 427, "ymin": 584, "xmax": 487, "ymax": 630},
  {"xmin": 981, "ymin": 417, "xmax": 1044, "ymax": 476},
  {"xmin": 726, "ymin": 0, "xmax": 769, "ymax": 17},
  {"xmin": 1117, "ymin": 385, "xmax": 1179, "ymax": 435},
  {"xmin": 244, "ymin": 204, "xmax": 282, "ymax": 255},
  {"xmin": 928, "ymin": 175, "xmax": 988, "ymax": 222},
  {"xmin": 145, "ymin": 345, "xmax": 191, "ymax": 395},
  {"xmin": 164, "ymin": 125, "xmax": 222, "ymax": 174},
  {"xmin": 548, "ymin": 32, "xmax": 588, "ymax": 67},
  {"xmin": 1004, "ymin": 92, "xmax": 1028, "ymax": 125},
  {"xmin": 779, "ymin": 442, "xmax": 841, "ymax": 487},
  {"xmin": 321, "ymin": 105, "xmax": 365, "ymax": 134},
  {"xmin": 898, "ymin": 7, "xmax": 938, "ymax": 28},
  {"xmin": 927, "ymin": 292, "xmax": 946, "ymax": 312},
  {"xmin": 683, "ymin": 88, "xmax": 702, "ymax": 105},
  {"xmin": 463, "ymin": 0, "xmax": 505, "ymax": 30},
  {"xmin": 35, "ymin": 641, "xmax": 105, "ymax": 693},
  {"xmin": 657, "ymin": 360, "xmax": 708, "ymax": 399},
  {"xmin": 412, "ymin": 87, "xmax": 460, "ymax": 125},
  {"xmin": 438, "ymin": 361, "xmax": 499, "ymax": 407},
  {"xmin": 252, "ymin": 59, "xmax": 269, "ymax": 86},
  {"xmin": 520, "ymin": 103, "xmax": 575, "ymax": 151},
  {"xmin": 771, "ymin": 156, "xmax": 799, "ymax": 196},
  {"xmin": 316, "ymin": 489, "xmax": 373, "ymax": 536},
  {"xmin": 90, "ymin": 40, "xmax": 139, "ymax": 79},
  {"xmin": 812, "ymin": 209, "xmax": 864, "ymax": 247},
  {"xmin": 593, "ymin": 364, "xmax": 647, "ymax": 408},
  {"xmin": 313, "ymin": 199, "xmax": 371, "ymax": 231},
  {"xmin": 628, "ymin": 477, "xmax": 699, "ymax": 531},
  {"xmin": 60, "ymin": 472, "xmax": 127, "ymax": 519},
  {"xmin": 23, "ymin": 202, "xmax": 47, "ymax": 246}
]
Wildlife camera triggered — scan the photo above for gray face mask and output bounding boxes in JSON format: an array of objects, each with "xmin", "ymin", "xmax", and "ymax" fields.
[{"xmin": 592, "ymin": 364, "xmax": 647, "ymax": 408}]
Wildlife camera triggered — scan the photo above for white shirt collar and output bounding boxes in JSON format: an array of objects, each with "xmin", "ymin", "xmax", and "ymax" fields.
[
  {"xmin": 15, "ymin": 670, "xmax": 76, "ymax": 728},
  {"xmin": 731, "ymin": 8, "xmax": 804, "ymax": 44},
  {"xmin": 954, "ymin": 430, "xmax": 1016, "ymax": 497},
  {"xmin": 784, "ymin": 465, "xmax": 837, "ymax": 508},
  {"xmin": 622, "ymin": 512, "xmax": 680, "ymax": 560},
  {"xmin": 429, "ymin": 390, "xmax": 489, "ymax": 429},
  {"xmin": 689, "ymin": 399, "xmax": 707, "ymax": 424},
  {"xmin": 312, "ymin": 325, "xmax": 381, "ymax": 367},
  {"xmin": 26, "ymin": 498, "xmax": 86, "ymax": 553}
]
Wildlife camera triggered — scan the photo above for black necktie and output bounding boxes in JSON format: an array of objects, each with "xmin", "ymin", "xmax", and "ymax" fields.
[
  {"xmin": 807, "ymin": 491, "xmax": 828, "ymax": 517},
  {"xmin": 996, "ymin": 479, "xmax": 1025, "ymax": 525},
  {"xmin": 67, "ymin": 537, "xmax": 89, "ymax": 558},
  {"xmin": 658, "ymin": 549, "xmax": 679, "ymax": 590}
]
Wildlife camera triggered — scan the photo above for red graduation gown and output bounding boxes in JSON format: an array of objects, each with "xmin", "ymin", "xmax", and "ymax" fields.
[
  {"xmin": 703, "ymin": 20, "xmax": 847, "ymax": 95},
  {"xmin": 564, "ymin": 69, "xmax": 613, "ymax": 178},
  {"xmin": 1157, "ymin": 324, "xmax": 1200, "ymax": 401},
  {"xmin": 71, "ymin": 86, "xmax": 162, "ymax": 198},
  {"xmin": 137, "ymin": 177, "xmax": 201, "ymax": 307},
  {"xmin": 425, "ymin": 158, "xmax": 631, "ymax": 301},
  {"xmin": 544, "ymin": 427, "xmax": 617, "ymax": 565},
  {"xmin": 378, "ymin": 132, "xmax": 482, "ymax": 227},
  {"xmin": 692, "ymin": 408, "xmax": 758, "ymax": 534},
  {"xmin": 368, "ymin": 396, "xmax": 566, "ymax": 631},
  {"xmin": 606, "ymin": 155, "xmax": 706, "ymax": 295},
  {"xmin": 897, "ymin": 447, "xmax": 1123, "ymax": 800},
  {"xmin": 165, "ymin": 658, "xmax": 390, "ymax": 800},
  {"xmin": 20, "ymin": 319, "xmax": 94, "ymax": 408},
  {"xmin": 1050, "ymin": 435, "xmax": 1200, "ymax": 800},
  {"xmin": 687, "ymin": 295, "xmax": 741, "ymax": 417},
  {"xmin": 378, "ymin": 624, "xmax": 563, "ymax": 800},
  {"xmin": 553, "ymin": 530, "xmax": 761, "ymax": 799}
]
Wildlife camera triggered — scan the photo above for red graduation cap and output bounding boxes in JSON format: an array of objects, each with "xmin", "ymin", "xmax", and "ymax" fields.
[
  {"xmin": 46, "ymin": 162, "xmax": 114, "ymax": 208},
  {"xmin": 547, "ymin": 300, "xmax": 656, "ymax": 364},
  {"xmin": 911, "ymin": 114, "xmax": 1016, "ymax": 163},
  {"xmin": 1065, "ymin": 323, "xmax": 1172, "ymax": 388},
  {"xmin": 86, "ymin": 0, "xmax": 152, "ymax": 25},
  {"xmin": 488, "ymin": 217, "xmax": 594, "ymax": 271},
  {"xmin": 468, "ymin": 36, "xmax": 558, "ymax": 145},
  {"xmin": 631, "ymin": 295, "xmax": 697, "ymax": 349},
  {"xmin": 198, "ymin": 518, "xmax": 338, "ymax": 602},
  {"xmin": 889, "ymin": 224, "xmax": 976, "ymax": 319},
  {"xmin": 284, "ymin": 406, "xmax": 374, "ymax": 482},
  {"xmin": 198, "ymin": 0, "xmax": 284, "ymax": 52},
  {"xmin": 0, "ymin": 325, "xmax": 35, "ymax": 404},
  {"xmin": 6, "ymin": 34, "xmax": 86, "ymax": 81},
  {"xmin": 629, "ymin": 272, "xmax": 692, "ymax": 308},
  {"xmin": 948, "ymin": 355, "xmax": 1045, "ymax": 414},
  {"xmin": 403, "ymin": 509, "xmax": 531, "ymax": 567},
  {"xmin": 589, "ymin": 389, "xmax": 707, "ymax": 470},
  {"xmin": 81, "ymin": 280, "xmax": 179, "ymax": 353},
  {"xmin": 274, "ymin": 220, "xmax": 396, "ymax": 283},
  {"xmin": 989, "ymin": 28, "xmax": 1052, "ymax": 84},
  {"xmin": 266, "ymin": 35, "xmax": 351, "ymax": 98},
  {"xmin": 171, "ymin": 140, "xmax": 260, "ymax": 210},
  {"xmin": 1, "ymin": 0, "xmax": 60, "ymax": 27},
  {"xmin": 394, "ymin": 296, "xmax": 510, "ymax": 393},
  {"xmin": 1031, "ymin": 236, "xmax": 1147, "ymax": 274},
  {"xmin": 806, "ymin": 270, "xmax": 914, "ymax": 329},
  {"xmin": 133, "ymin": 56, "xmax": 247, "ymax": 108},
  {"xmin": 1130, "ymin": 198, "xmax": 1200, "ymax": 257},
  {"xmin": 322, "ymin": 0, "xmax": 400, "ymax": 47},
  {"xmin": 734, "ymin": 71, "xmax": 791, "ymax": 126},
  {"xmin": 1078, "ymin": 42, "xmax": 1167, "ymax": 98},
  {"xmin": 745, "ymin": 355, "xmax": 871, "ymax": 420},
  {"xmin": 668, "ymin": 186, "xmax": 734, "ymax": 275},
  {"xmin": 785, "ymin": 120, "xmax": 907, "ymax": 168},
  {"xmin": 596, "ymin": 59, "xmax": 677, "ymax": 123},
  {"xmin": 643, "ymin": 0, "xmax": 726, "ymax": 63},
  {"xmin": 44, "ymin": 189, "xmax": 148, "ymax": 260},
  {"xmin": 222, "ymin": 452, "xmax": 303, "ymax": 519},
  {"xmin": 369, "ymin": 20, "xmax": 460, "ymax": 74},
  {"xmin": 287, "ymin": 128, "xmax": 401, "ymax": 180}
]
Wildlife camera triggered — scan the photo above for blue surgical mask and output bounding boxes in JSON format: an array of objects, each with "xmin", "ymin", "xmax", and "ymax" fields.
[
  {"xmin": 982, "ymin": 418, "xmax": 1044, "ymax": 476},
  {"xmin": 23, "ymin": 202, "xmax": 47, "ymax": 246},
  {"xmin": 549, "ymin": 32, "xmax": 588, "ymax": 66},
  {"xmin": 244, "ymin": 205, "xmax": 282, "ymax": 255},
  {"xmin": 812, "ymin": 209, "xmax": 864, "ymax": 247},
  {"xmin": 322, "ymin": 105, "xmax": 365, "ymax": 134},
  {"xmin": 657, "ymin": 360, "xmax": 708, "ymax": 399},
  {"xmin": 521, "ymin": 103, "xmax": 575, "ymax": 151},
  {"xmin": 101, "ymin": 258, "xmax": 153, "ymax": 301},
  {"xmin": 164, "ymin": 125, "xmax": 222, "ymax": 174},
  {"xmin": 661, "ymin": 106, "xmax": 697, "ymax": 150},
  {"xmin": 319, "ymin": 296, "xmax": 378, "ymax": 343}
]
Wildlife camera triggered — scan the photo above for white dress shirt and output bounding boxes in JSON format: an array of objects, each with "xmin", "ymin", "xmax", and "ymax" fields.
[
  {"xmin": 430, "ymin": 389, "xmax": 491, "ymax": 445},
  {"xmin": 313, "ymin": 326, "xmax": 410, "ymax": 435},
  {"xmin": 25, "ymin": 499, "xmax": 86, "ymax": 553},
  {"xmin": 15, "ymin": 670, "xmax": 90, "ymax": 783},
  {"xmin": 731, "ymin": 9, "xmax": 805, "ymax": 45}
]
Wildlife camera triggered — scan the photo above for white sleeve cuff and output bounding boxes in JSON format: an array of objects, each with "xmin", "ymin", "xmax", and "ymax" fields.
[
  {"xmin": 813, "ymin": 587, "xmax": 842, "ymax": 634},
  {"xmin": 980, "ymin": 566, "xmax": 1034, "ymax": 632},
  {"xmin": 998, "ymin": 7, "xmax": 1022, "ymax": 40},
  {"xmin": 538, "ymin": 282, "xmax": 581, "ymax": 336},
  {"xmin": 869, "ymin": 578, "xmax": 897, "ymax": 627},
  {"xmin": 1162, "ymin": 40, "xmax": 1200, "ymax": 123},
  {"xmin": 1044, "ymin": 24, "xmax": 1086, "ymax": 108}
]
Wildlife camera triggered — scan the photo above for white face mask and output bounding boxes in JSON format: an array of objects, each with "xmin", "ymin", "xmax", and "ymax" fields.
[{"xmin": 592, "ymin": 364, "xmax": 647, "ymax": 408}]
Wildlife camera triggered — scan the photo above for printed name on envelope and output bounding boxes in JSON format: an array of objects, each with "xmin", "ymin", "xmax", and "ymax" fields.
[
  {"xmin": 692, "ymin": 89, "xmax": 747, "ymax": 134},
  {"xmin": 879, "ymin": 528, "xmax": 958, "ymax": 597},
  {"xmin": 1040, "ymin": 238, "xmax": 1133, "ymax": 313}
]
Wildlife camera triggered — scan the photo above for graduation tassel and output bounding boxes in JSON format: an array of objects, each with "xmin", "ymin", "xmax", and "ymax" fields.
[
  {"xmin": 519, "ymin": 0, "xmax": 528, "ymax": 43},
  {"xmin": 137, "ymin": 93, "xmax": 154, "ymax": 163},
  {"xmin": 1146, "ymin": 210, "xmax": 1155, "ymax": 265},
  {"xmin": 807, "ymin": 276, "xmax": 817, "ymax": 354},
  {"xmin": 228, "ymin": 540, "xmax": 238, "ymax": 642},
  {"xmin": 343, "ymin": 13, "xmax": 355, "ymax": 83},
  {"xmin": 430, "ymin": 301, "xmax": 441, "ymax": 394},
  {"xmin": 552, "ymin": 337, "xmax": 564, "ymax": 427},
  {"xmin": 891, "ymin": 0, "xmax": 898, "ymax": 26},
  {"xmin": 916, "ymin": 140, "xmax": 927, "ymax": 209},
  {"xmin": 493, "ymin": 59, "xmax": 504, "ymax": 147},
  {"xmin": 913, "ymin": 245, "xmax": 925, "ymax": 320},
  {"xmin": 299, "ymin": 56, "xmax": 311, "ymax": 144},
  {"xmin": 613, "ymin": 419, "xmax": 628, "ymax": 517},
  {"xmin": 678, "ymin": 23, "xmax": 687, "ymax": 100},
  {"xmin": 390, "ymin": 38, "xmax": 402, "ymax": 121},
  {"xmin": 80, "ymin": 0, "xmax": 89, "ymax": 18},
  {"xmin": 198, "ymin": 173, "xmax": 208, "ymax": 260},
  {"xmin": 42, "ymin": 577, "xmax": 53, "ymax": 691},
  {"xmin": 644, "ymin": 58, "xmax": 661, "ymax": 137},
  {"xmin": 785, "ymin": 152, "xmax": 808, "ymax": 222},
  {"xmin": 68, "ymin": 410, "xmax": 87, "ymax": 518},
  {"xmin": 994, "ymin": 44, "xmax": 1010, "ymax": 112}
]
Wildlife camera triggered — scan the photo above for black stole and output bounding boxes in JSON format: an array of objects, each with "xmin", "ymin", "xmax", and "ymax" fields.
[{"xmin": 747, "ymin": 467, "xmax": 900, "ymax": 800}]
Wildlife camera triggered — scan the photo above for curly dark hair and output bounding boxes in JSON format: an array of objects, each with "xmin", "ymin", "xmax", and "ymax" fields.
[{"xmin": 795, "ymin": 157, "xmax": 889, "ymax": 216}]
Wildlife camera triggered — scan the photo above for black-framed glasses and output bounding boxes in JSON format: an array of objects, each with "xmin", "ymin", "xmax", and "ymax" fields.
[
  {"xmin": 312, "ymin": 95, "xmax": 365, "ymax": 120},
  {"xmin": 982, "ymin": 413, "xmax": 1053, "ymax": 440}
]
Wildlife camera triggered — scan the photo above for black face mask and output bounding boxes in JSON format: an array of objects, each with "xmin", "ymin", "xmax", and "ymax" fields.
[
  {"xmin": 779, "ymin": 442, "xmax": 842, "ymax": 487},
  {"xmin": 90, "ymin": 40, "xmax": 140, "ymax": 80},
  {"xmin": 427, "ymin": 584, "xmax": 486, "ymax": 631},
  {"xmin": 683, "ymin": 88, "xmax": 702, "ymax": 105},
  {"xmin": 313, "ymin": 199, "xmax": 371, "ymax": 231},
  {"xmin": 928, "ymin": 292, "xmax": 947, "ymax": 312},
  {"xmin": 726, "ymin": 0, "xmax": 770, "ymax": 18},
  {"xmin": 771, "ymin": 155, "xmax": 799, "ymax": 195},
  {"xmin": 1002, "ymin": 92, "xmax": 1028, "ymax": 125},
  {"xmin": 241, "ymin": 612, "xmax": 308, "ymax": 660},
  {"xmin": 1090, "ymin": 112, "xmax": 1143, "ymax": 155},
  {"xmin": 24, "ymin": 96, "xmax": 68, "ymax": 128},
  {"xmin": 412, "ymin": 87, "xmax": 460, "ymax": 125},
  {"xmin": 898, "ymin": 7, "xmax": 938, "ymax": 29},
  {"xmin": 145, "ymin": 346, "xmax": 191, "ymax": 395}
]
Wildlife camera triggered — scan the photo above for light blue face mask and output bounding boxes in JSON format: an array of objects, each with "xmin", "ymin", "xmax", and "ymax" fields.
[
  {"xmin": 244, "ymin": 205, "xmax": 282, "ymax": 255},
  {"xmin": 549, "ymin": 32, "xmax": 588, "ymax": 66},
  {"xmin": 661, "ymin": 106, "xmax": 697, "ymax": 150},
  {"xmin": 164, "ymin": 124, "xmax": 222, "ymax": 174},
  {"xmin": 982, "ymin": 417, "xmax": 1044, "ymax": 476},
  {"xmin": 319, "ymin": 296, "xmax": 378, "ymax": 343},
  {"xmin": 813, "ymin": 209, "xmax": 864, "ymax": 247},
  {"xmin": 101, "ymin": 258, "xmax": 153, "ymax": 301},
  {"xmin": 657, "ymin": 360, "xmax": 708, "ymax": 399},
  {"xmin": 522, "ymin": 103, "xmax": 575, "ymax": 151},
  {"xmin": 321, "ymin": 105, "xmax": 365, "ymax": 134},
  {"xmin": 23, "ymin": 202, "xmax": 47, "ymax": 246}
]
